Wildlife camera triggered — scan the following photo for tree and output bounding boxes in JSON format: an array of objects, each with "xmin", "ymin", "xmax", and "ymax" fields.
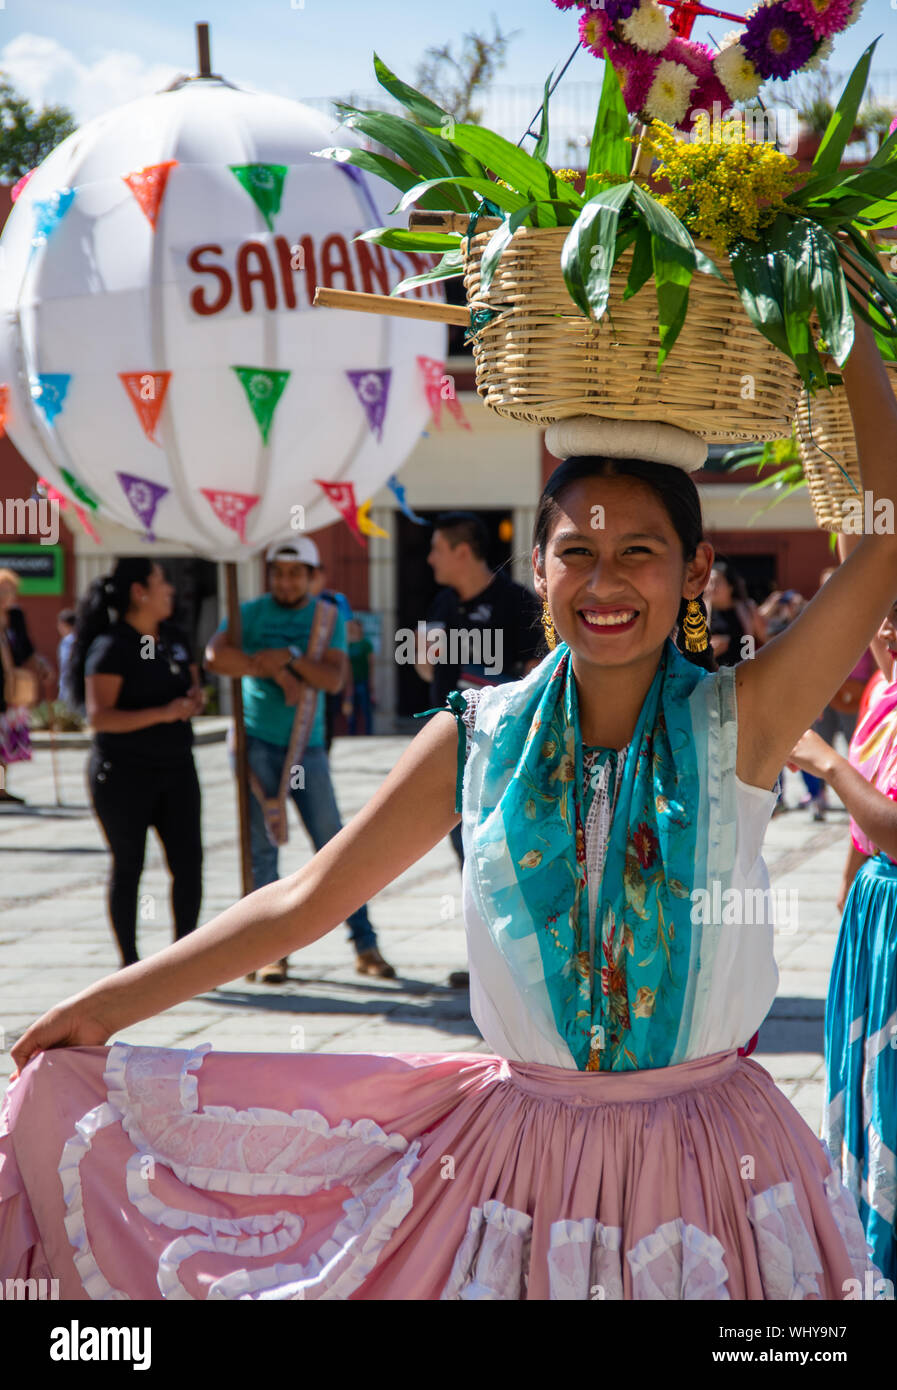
[
  {"xmin": 414, "ymin": 16, "xmax": 519, "ymax": 125},
  {"xmin": 0, "ymin": 73, "xmax": 76, "ymax": 183}
]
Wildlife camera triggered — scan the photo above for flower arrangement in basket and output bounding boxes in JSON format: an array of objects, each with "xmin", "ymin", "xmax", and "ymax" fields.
[{"xmin": 312, "ymin": 32, "xmax": 897, "ymax": 446}]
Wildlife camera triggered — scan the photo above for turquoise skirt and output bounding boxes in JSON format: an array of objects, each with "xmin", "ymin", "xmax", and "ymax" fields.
[{"xmin": 823, "ymin": 853, "xmax": 897, "ymax": 1284}]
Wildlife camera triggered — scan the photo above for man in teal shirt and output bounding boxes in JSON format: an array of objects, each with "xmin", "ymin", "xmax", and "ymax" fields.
[{"xmin": 206, "ymin": 537, "xmax": 394, "ymax": 983}]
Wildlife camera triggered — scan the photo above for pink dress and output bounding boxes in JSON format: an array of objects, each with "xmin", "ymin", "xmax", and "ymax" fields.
[{"xmin": 0, "ymin": 691, "xmax": 881, "ymax": 1300}]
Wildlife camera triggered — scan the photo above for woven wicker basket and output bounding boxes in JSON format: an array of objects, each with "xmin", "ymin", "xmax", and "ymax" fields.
[
  {"xmin": 461, "ymin": 225, "xmax": 804, "ymax": 443},
  {"xmin": 796, "ymin": 365, "xmax": 897, "ymax": 532}
]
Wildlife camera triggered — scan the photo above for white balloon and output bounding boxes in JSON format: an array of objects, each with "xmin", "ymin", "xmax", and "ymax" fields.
[{"xmin": 0, "ymin": 77, "xmax": 446, "ymax": 559}]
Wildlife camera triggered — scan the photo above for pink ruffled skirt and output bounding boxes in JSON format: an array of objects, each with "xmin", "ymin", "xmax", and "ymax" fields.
[{"xmin": 0, "ymin": 1043, "xmax": 880, "ymax": 1300}]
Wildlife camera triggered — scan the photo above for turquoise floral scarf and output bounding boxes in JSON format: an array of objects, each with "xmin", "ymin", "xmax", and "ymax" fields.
[{"xmin": 464, "ymin": 638, "xmax": 718, "ymax": 1072}]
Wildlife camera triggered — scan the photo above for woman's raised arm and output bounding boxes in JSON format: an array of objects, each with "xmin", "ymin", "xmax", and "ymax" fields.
[
  {"xmin": 10, "ymin": 710, "xmax": 461, "ymax": 1071},
  {"xmin": 735, "ymin": 314, "xmax": 897, "ymax": 792}
]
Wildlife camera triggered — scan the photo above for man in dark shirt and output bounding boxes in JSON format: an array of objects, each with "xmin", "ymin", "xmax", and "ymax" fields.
[
  {"xmin": 416, "ymin": 511, "xmax": 542, "ymax": 838},
  {"xmin": 415, "ymin": 513, "xmax": 542, "ymax": 987}
]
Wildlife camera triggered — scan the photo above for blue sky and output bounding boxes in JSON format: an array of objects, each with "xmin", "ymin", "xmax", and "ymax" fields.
[{"xmin": 0, "ymin": 0, "xmax": 894, "ymax": 127}]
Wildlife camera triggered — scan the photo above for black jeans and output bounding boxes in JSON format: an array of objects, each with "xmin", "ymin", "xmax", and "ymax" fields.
[{"xmin": 88, "ymin": 749, "xmax": 202, "ymax": 966}]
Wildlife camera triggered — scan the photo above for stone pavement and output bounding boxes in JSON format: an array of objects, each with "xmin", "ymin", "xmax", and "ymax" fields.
[{"xmin": 0, "ymin": 725, "xmax": 851, "ymax": 1130}]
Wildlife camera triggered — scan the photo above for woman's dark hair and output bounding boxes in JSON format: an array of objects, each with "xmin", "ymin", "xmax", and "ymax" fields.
[
  {"xmin": 70, "ymin": 557, "xmax": 155, "ymax": 707},
  {"xmin": 710, "ymin": 556, "xmax": 750, "ymax": 604},
  {"xmin": 532, "ymin": 455, "xmax": 717, "ymax": 673}
]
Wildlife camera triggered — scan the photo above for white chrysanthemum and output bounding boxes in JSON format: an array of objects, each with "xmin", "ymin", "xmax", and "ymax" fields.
[
  {"xmin": 644, "ymin": 59, "xmax": 695, "ymax": 126},
  {"xmin": 805, "ymin": 36, "xmax": 835, "ymax": 71},
  {"xmin": 846, "ymin": 0, "xmax": 866, "ymax": 26},
  {"xmin": 619, "ymin": 0, "xmax": 671, "ymax": 55},
  {"xmin": 718, "ymin": 28, "xmax": 743, "ymax": 51},
  {"xmin": 714, "ymin": 42, "xmax": 763, "ymax": 103}
]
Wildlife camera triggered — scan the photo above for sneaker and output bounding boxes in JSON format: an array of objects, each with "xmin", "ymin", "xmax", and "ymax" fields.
[
  {"xmin": 355, "ymin": 947, "xmax": 396, "ymax": 979},
  {"xmin": 811, "ymin": 798, "xmax": 826, "ymax": 822}
]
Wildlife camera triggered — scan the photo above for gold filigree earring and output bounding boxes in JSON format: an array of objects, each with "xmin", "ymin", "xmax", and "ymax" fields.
[
  {"xmin": 541, "ymin": 598, "xmax": 557, "ymax": 650},
  {"xmin": 682, "ymin": 596, "xmax": 709, "ymax": 653}
]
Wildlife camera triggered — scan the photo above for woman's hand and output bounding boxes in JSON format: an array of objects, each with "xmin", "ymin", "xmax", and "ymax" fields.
[
  {"xmin": 186, "ymin": 684, "xmax": 205, "ymax": 715},
  {"xmin": 162, "ymin": 695, "xmax": 195, "ymax": 723},
  {"xmin": 10, "ymin": 997, "xmax": 113, "ymax": 1076},
  {"xmin": 786, "ymin": 728, "xmax": 836, "ymax": 779}
]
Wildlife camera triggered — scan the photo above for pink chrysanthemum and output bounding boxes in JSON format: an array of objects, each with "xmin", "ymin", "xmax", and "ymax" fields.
[
  {"xmin": 578, "ymin": 7, "xmax": 613, "ymax": 58},
  {"xmin": 552, "ymin": 0, "xmax": 588, "ymax": 10},
  {"xmin": 605, "ymin": 39, "xmax": 661, "ymax": 113},
  {"xmin": 782, "ymin": 0, "xmax": 854, "ymax": 39},
  {"xmin": 662, "ymin": 36, "xmax": 714, "ymax": 80},
  {"xmin": 689, "ymin": 71, "xmax": 735, "ymax": 123}
]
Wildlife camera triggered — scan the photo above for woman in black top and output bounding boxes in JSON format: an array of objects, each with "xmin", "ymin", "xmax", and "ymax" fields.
[
  {"xmin": 705, "ymin": 558, "xmax": 766, "ymax": 667},
  {"xmin": 70, "ymin": 558, "xmax": 204, "ymax": 966}
]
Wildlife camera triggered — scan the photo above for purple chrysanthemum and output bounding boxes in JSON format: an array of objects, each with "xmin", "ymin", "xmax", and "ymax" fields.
[
  {"xmin": 603, "ymin": 0, "xmax": 641, "ymax": 22},
  {"xmin": 741, "ymin": 2, "xmax": 816, "ymax": 80}
]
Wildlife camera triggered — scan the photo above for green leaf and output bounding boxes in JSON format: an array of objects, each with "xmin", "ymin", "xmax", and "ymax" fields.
[
  {"xmin": 623, "ymin": 224, "xmax": 654, "ymax": 302},
  {"xmin": 561, "ymin": 181, "xmax": 635, "ymax": 321},
  {"xmin": 312, "ymin": 145, "xmax": 459, "ymax": 210},
  {"xmin": 393, "ymin": 176, "xmax": 528, "ymax": 217},
  {"xmin": 796, "ymin": 220, "xmax": 855, "ymax": 366},
  {"xmin": 630, "ymin": 185, "xmax": 697, "ymax": 272},
  {"xmin": 478, "ymin": 204, "xmax": 540, "ymax": 296},
  {"xmin": 533, "ymin": 70, "xmax": 553, "ymax": 164},
  {"xmin": 729, "ymin": 233, "xmax": 790, "ymax": 359},
  {"xmin": 867, "ymin": 124, "xmax": 897, "ymax": 170},
  {"xmin": 651, "ymin": 235, "xmax": 693, "ymax": 367},
  {"xmin": 771, "ymin": 216, "xmax": 828, "ymax": 388},
  {"xmin": 356, "ymin": 227, "xmax": 462, "ymax": 251},
  {"xmin": 391, "ymin": 248, "xmax": 464, "ymax": 296},
  {"xmin": 436, "ymin": 123, "xmax": 572, "ymax": 206},
  {"xmin": 587, "ymin": 60, "xmax": 631, "ymax": 184},
  {"xmin": 339, "ymin": 111, "xmax": 480, "ymax": 212},
  {"xmin": 812, "ymin": 40, "xmax": 879, "ymax": 179},
  {"xmin": 372, "ymin": 53, "xmax": 450, "ymax": 127}
]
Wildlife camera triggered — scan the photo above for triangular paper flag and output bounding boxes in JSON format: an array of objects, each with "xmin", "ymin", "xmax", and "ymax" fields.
[
  {"xmin": 357, "ymin": 499, "xmax": 389, "ymax": 539},
  {"xmin": 416, "ymin": 355, "xmax": 470, "ymax": 431},
  {"xmin": 232, "ymin": 366, "xmax": 290, "ymax": 445},
  {"xmin": 386, "ymin": 473, "xmax": 428, "ymax": 525},
  {"xmin": 117, "ymin": 472, "xmax": 169, "ymax": 540},
  {"xmin": 122, "ymin": 161, "xmax": 177, "ymax": 230},
  {"xmin": 229, "ymin": 164, "xmax": 287, "ymax": 231},
  {"xmin": 31, "ymin": 189, "xmax": 74, "ymax": 247},
  {"xmin": 314, "ymin": 478, "xmax": 365, "ymax": 547},
  {"xmin": 11, "ymin": 169, "xmax": 36, "ymax": 203},
  {"xmin": 37, "ymin": 479, "xmax": 101, "ymax": 542},
  {"xmin": 119, "ymin": 371, "xmax": 171, "ymax": 444},
  {"xmin": 0, "ymin": 384, "xmax": 8, "ymax": 438},
  {"xmin": 200, "ymin": 488, "xmax": 260, "ymax": 544},
  {"xmin": 346, "ymin": 369, "xmax": 390, "ymax": 442},
  {"xmin": 30, "ymin": 373, "xmax": 70, "ymax": 426},
  {"xmin": 59, "ymin": 467, "xmax": 99, "ymax": 511}
]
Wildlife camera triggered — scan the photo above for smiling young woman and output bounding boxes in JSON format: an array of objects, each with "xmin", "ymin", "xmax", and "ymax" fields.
[{"xmin": 1, "ymin": 317, "xmax": 896, "ymax": 1300}]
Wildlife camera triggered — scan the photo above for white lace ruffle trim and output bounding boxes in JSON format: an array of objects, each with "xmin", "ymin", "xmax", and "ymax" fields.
[
  {"xmin": 58, "ymin": 1042, "xmax": 419, "ymax": 1300},
  {"xmin": 441, "ymin": 1178, "xmax": 879, "ymax": 1300}
]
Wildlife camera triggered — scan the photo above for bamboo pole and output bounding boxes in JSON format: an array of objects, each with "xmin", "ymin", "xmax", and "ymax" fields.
[{"xmin": 313, "ymin": 286, "xmax": 469, "ymax": 325}]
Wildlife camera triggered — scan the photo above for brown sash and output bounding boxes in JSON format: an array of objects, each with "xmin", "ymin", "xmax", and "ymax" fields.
[{"xmin": 249, "ymin": 599, "xmax": 338, "ymax": 847}]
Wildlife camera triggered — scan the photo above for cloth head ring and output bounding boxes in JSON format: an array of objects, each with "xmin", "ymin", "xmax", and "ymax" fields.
[{"xmin": 544, "ymin": 417, "xmax": 707, "ymax": 473}]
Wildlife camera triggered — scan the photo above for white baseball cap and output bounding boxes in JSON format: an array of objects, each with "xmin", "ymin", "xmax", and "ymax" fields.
[{"xmin": 265, "ymin": 536, "xmax": 321, "ymax": 567}]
